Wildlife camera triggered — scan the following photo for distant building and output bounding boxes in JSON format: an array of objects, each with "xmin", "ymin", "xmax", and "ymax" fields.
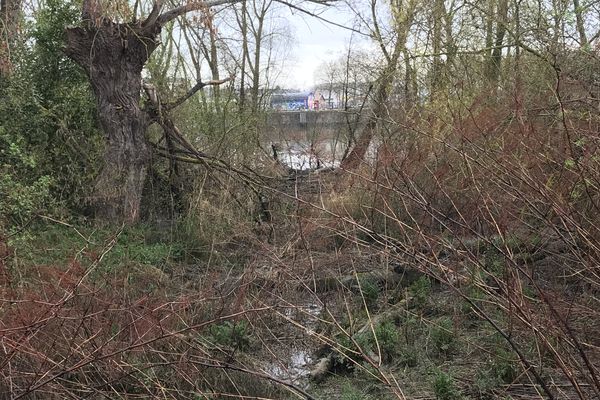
[
  {"xmin": 270, "ymin": 90, "xmax": 329, "ymax": 111},
  {"xmin": 314, "ymin": 89, "xmax": 340, "ymax": 109},
  {"xmin": 270, "ymin": 92, "xmax": 309, "ymax": 110},
  {"xmin": 309, "ymin": 90, "xmax": 328, "ymax": 110}
]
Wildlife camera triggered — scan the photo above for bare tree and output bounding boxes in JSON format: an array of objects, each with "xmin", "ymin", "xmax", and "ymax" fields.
[
  {"xmin": 572, "ymin": 0, "xmax": 588, "ymax": 46},
  {"xmin": 484, "ymin": 0, "xmax": 509, "ymax": 86},
  {"xmin": 233, "ymin": 0, "xmax": 284, "ymax": 112},
  {"xmin": 340, "ymin": 0, "xmax": 417, "ymax": 169}
]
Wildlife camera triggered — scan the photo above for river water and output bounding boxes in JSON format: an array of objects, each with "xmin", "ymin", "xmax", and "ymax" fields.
[{"xmin": 274, "ymin": 138, "xmax": 378, "ymax": 170}]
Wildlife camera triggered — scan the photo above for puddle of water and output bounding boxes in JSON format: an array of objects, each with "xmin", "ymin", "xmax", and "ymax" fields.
[
  {"xmin": 264, "ymin": 303, "xmax": 323, "ymax": 387},
  {"xmin": 265, "ymin": 348, "xmax": 313, "ymax": 385}
]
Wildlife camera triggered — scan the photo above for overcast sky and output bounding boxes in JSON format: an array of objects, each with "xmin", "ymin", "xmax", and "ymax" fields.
[{"xmin": 276, "ymin": 3, "xmax": 367, "ymax": 90}]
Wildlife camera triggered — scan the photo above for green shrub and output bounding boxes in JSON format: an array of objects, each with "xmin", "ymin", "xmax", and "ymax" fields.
[
  {"xmin": 433, "ymin": 370, "xmax": 462, "ymax": 400},
  {"xmin": 341, "ymin": 381, "xmax": 376, "ymax": 400},
  {"xmin": 399, "ymin": 316, "xmax": 422, "ymax": 367},
  {"xmin": 460, "ymin": 284, "xmax": 486, "ymax": 321},
  {"xmin": 409, "ymin": 276, "xmax": 432, "ymax": 308},
  {"xmin": 208, "ymin": 320, "xmax": 251, "ymax": 351},
  {"xmin": 374, "ymin": 320, "xmax": 401, "ymax": 362},
  {"xmin": 334, "ymin": 320, "xmax": 401, "ymax": 366},
  {"xmin": 359, "ymin": 277, "xmax": 380, "ymax": 311},
  {"xmin": 474, "ymin": 368, "xmax": 499, "ymax": 396},
  {"xmin": 474, "ymin": 349, "xmax": 519, "ymax": 396},
  {"xmin": 0, "ymin": 140, "xmax": 53, "ymax": 228},
  {"xmin": 333, "ymin": 334, "xmax": 359, "ymax": 367},
  {"xmin": 483, "ymin": 245, "xmax": 504, "ymax": 276},
  {"xmin": 490, "ymin": 348, "xmax": 518, "ymax": 384},
  {"xmin": 398, "ymin": 345, "xmax": 419, "ymax": 367},
  {"xmin": 0, "ymin": 0, "xmax": 102, "ymax": 227},
  {"xmin": 430, "ymin": 317, "xmax": 456, "ymax": 355}
]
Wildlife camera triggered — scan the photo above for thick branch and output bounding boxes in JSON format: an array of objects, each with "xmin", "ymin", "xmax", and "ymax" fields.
[
  {"xmin": 81, "ymin": 0, "xmax": 102, "ymax": 24},
  {"xmin": 164, "ymin": 76, "xmax": 232, "ymax": 110},
  {"xmin": 142, "ymin": 82, "xmax": 266, "ymax": 190},
  {"xmin": 156, "ymin": 0, "xmax": 241, "ymax": 27},
  {"xmin": 141, "ymin": 0, "xmax": 163, "ymax": 27},
  {"xmin": 143, "ymin": 82, "xmax": 209, "ymax": 158},
  {"xmin": 64, "ymin": 27, "xmax": 92, "ymax": 70}
]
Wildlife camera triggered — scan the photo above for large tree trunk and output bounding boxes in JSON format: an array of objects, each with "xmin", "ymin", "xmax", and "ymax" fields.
[
  {"xmin": 237, "ymin": 0, "xmax": 249, "ymax": 111},
  {"xmin": 430, "ymin": 0, "xmax": 444, "ymax": 97},
  {"xmin": 60, "ymin": 0, "xmax": 238, "ymax": 224},
  {"xmin": 489, "ymin": 0, "xmax": 508, "ymax": 85},
  {"xmin": 65, "ymin": 23, "xmax": 159, "ymax": 223},
  {"xmin": 572, "ymin": 0, "xmax": 588, "ymax": 47},
  {"xmin": 0, "ymin": 0, "xmax": 21, "ymax": 77}
]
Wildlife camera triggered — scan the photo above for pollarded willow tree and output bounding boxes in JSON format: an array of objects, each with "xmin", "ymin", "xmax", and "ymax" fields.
[{"xmin": 64, "ymin": 0, "xmax": 243, "ymax": 224}]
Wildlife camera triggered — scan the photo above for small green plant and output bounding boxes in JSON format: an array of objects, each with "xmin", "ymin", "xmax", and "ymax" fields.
[
  {"xmin": 483, "ymin": 248, "xmax": 504, "ymax": 277},
  {"xmin": 490, "ymin": 348, "xmax": 518, "ymax": 384},
  {"xmin": 333, "ymin": 320, "xmax": 401, "ymax": 366},
  {"xmin": 522, "ymin": 284, "xmax": 537, "ymax": 299},
  {"xmin": 460, "ymin": 284, "xmax": 486, "ymax": 321},
  {"xmin": 332, "ymin": 334, "xmax": 359, "ymax": 367},
  {"xmin": 430, "ymin": 317, "xmax": 456, "ymax": 356},
  {"xmin": 334, "ymin": 329, "xmax": 376, "ymax": 368},
  {"xmin": 474, "ymin": 368, "xmax": 499, "ymax": 397},
  {"xmin": 358, "ymin": 277, "xmax": 380, "ymax": 311},
  {"xmin": 398, "ymin": 345, "xmax": 418, "ymax": 367},
  {"xmin": 374, "ymin": 320, "xmax": 401, "ymax": 362},
  {"xmin": 208, "ymin": 320, "xmax": 251, "ymax": 351},
  {"xmin": 409, "ymin": 276, "xmax": 432, "ymax": 308},
  {"xmin": 433, "ymin": 370, "xmax": 462, "ymax": 400},
  {"xmin": 341, "ymin": 381, "xmax": 375, "ymax": 400},
  {"xmin": 473, "ymin": 338, "xmax": 520, "ymax": 396},
  {"xmin": 474, "ymin": 349, "xmax": 519, "ymax": 396}
]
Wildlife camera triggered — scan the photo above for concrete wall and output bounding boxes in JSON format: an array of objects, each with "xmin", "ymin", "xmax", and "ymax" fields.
[{"xmin": 265, "ymin": 110, "xmax": 360, "ymax": 142}]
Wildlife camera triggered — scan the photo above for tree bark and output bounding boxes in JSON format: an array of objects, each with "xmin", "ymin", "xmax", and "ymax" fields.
[
  {"xmin": 63, "ymin": 0, "xmax": 239, "ymax": 224},
  {"xmin": 572, "ymin": 0, "xmax": 588, "ymax": 47},
  {"xmin": 238, "ymin": 0, "xmax": 249, "ymax": 110},
  {"xmin": 483, "ymin": 0, "xmax": 494, "ymax": 80},
  {"xmin": 430, "ymin": 0, "xmax": 444, "ymax": 97},
  {"xmin": 65, "ymin": 22, "xmax": 160, "ymax": 223},
  {"xmin": 247, "ymin": 0, "xmax": 270, "ymax": 112},
  {"xmin": 484, "ymin": 0, "xmax": 508, "ymax": 87},
  {"xmin": 0, "ymin": 0, "xmax": 21, "ymax": 77},
  {"xmin": 208, "ymin": 22, "xmax": 221, "ymax": 108},
  {"xmin": 490, "ymin": 0, "xmax": 508, "ymax": 84}
]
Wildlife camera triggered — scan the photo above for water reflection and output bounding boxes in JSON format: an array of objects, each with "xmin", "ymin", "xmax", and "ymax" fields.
[{"xmin": 274, "ymin": 139, "xmax": 378, "ymax": 170}]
